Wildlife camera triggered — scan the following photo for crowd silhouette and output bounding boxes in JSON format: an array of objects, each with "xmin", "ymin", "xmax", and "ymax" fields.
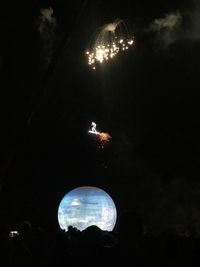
[{"xmin": 1, "ymin": 211, "xmax": 200, "ymax": 266}]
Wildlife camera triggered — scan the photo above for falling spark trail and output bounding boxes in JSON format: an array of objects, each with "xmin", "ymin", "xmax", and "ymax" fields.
[{"xmin": 86, "ymin": 19, "xmax": 135, "ymax": 69}]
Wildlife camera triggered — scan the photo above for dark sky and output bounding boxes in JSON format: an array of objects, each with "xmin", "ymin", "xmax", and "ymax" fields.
[{"xmin": 1, "ymin": 0, "xmax": 200, "ymax": 230}]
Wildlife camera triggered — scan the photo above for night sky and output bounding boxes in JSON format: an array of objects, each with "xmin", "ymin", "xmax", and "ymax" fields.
[{"xmin": 1, "ymin": 0, "xmax": 200, "ymax": 231}]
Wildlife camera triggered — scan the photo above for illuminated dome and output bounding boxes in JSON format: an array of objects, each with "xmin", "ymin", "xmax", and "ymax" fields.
[{"xmin": 57, "ymin": 186, "xmax": 117, "ymax": 231}]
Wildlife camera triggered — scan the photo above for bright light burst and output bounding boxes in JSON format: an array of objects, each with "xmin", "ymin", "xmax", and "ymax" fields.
[
  {"xmin": 98, "ymin": 132, "xmax": 111, "ymax": 147},
  {"xmin": 88, "ymin": 122, "xmax": 111, "ymax": 148},
  {"xmin": 86, "ymin": 19, "xmax": 135, "ymax": 69}
]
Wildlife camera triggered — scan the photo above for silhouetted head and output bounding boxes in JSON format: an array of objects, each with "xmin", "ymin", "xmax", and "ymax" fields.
[{"xmin": 82, "ymin": 225, "xmax": 104, "ymax": 247}]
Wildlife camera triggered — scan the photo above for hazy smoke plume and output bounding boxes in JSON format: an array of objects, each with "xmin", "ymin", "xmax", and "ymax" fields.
[
  {"xmin": 187, "ymin": 0, "xmax": 200, "ymax": 39},
  {"xmin": 151, "ymin": 12, "xmax": 182, "ymax": 31},
  {"xmin": 38, "ymin": 7, "xmax": 56, "ymax": 34},
  {"xmin": 37, "ymin": 7, "xmax": 57, "ymax": 67},
  {"xmin": 149, "ymin": 1, "xmax": 200, "ymax": 47},
  {"xmin": 150, "ymin": 11, "xmax": 182, "ymax": 46}
]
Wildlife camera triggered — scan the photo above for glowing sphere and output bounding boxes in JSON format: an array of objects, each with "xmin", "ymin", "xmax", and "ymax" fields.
[{"xmin": 58, "ymin": 186, "xmax": 117, "ymax": 231}]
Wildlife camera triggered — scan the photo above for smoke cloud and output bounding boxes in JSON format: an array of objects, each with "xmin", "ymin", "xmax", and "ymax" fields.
[
  {"xmin": 38, "ymin": 7, "xmax": 56, "ymax": 34},
  {"xmin": 37, "ymin": 7, "xmax": 57, "ymax": 67},
  {"xmin": 150, "ymin": 11, "xmax": 182, "ymax": 46},
  {"xmin": 151, "ymin": 12, "xmax": 182, "ymax": 31},
  {"xmin": 187, "ymin": 0, "xmax": 200, "ymax": 39},
  {"xmin": 149, "ymin": 1, "xmax": 200, "ymax": 47}
]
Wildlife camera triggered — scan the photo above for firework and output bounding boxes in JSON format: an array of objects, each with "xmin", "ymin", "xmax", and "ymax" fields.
[
  {"xmin": 88, "ymin": 122, "xmax": 111, "ymax": 148},
  {"xmin": 88, "ymin": 122, "xmax": 99, "ymax": 135},
  {"xmin": 98, "ymin": 132, "xmax": 111, "ymax": 148},
  {"xmin": 86, "ymin": 19, "xmax": 134, "ymax": 69}
]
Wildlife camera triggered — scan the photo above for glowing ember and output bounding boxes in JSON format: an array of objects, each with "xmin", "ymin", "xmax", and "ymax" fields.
[{"xmin": 98, "ymin": 132, "xmax": 111, "ymax": 148}]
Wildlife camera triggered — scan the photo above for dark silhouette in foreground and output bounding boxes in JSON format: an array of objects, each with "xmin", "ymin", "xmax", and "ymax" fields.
[{"xmin": 1, "ymin": 212, "xmax": 200, "ymax": 266}]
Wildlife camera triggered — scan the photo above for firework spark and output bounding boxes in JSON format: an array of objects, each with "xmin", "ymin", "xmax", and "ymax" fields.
[
  {"xmin": 98, "ymin": 132, "xmax": 111, "ymax": 148},
  {"xmin": 88, "ymin": 122, "xmax": 111, "ymax": 148},
  {"xmin": 86, "ymin": 19, "xmax": 134, "ymax": 69}
]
